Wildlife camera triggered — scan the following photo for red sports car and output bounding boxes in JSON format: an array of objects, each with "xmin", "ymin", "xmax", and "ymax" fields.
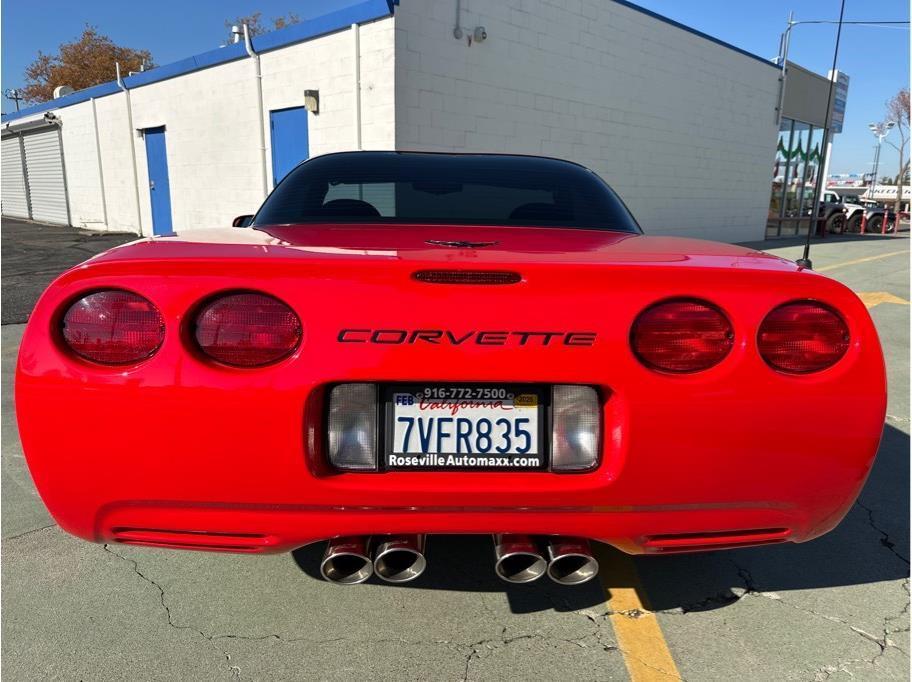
[{"xmin": 16, "ymin": 152, "xmax": 886, "ymax": 586}]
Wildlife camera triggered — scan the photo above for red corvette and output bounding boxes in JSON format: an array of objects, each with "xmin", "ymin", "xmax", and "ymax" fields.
[{"xmin": 16, "ymin": 152, "xmax": 886, "ymax": 586}]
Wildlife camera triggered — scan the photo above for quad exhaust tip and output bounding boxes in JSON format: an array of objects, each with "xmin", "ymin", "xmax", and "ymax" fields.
[
  {"xmin": 373, "ymin": 534, "xmax": 427, "ymax": 583},
  {"xmin": 494, "ymin": 534, "xmax": 548, "ymax": 583},
  {"xmin": 321, "ymin": 534, "xmax": 598, "ymax": 586},
  {"xmin": 320, "ymin": 536, "xmax": 374, "ymax": 585},
  {"xmin": 546, "ymin": 537, "xmax": 600, "ymax": 585}
]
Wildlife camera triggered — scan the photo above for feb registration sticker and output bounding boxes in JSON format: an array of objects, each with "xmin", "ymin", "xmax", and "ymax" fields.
[{"xmin": 385, "ymin": 384, "xmax": 545, "ymax": 470}]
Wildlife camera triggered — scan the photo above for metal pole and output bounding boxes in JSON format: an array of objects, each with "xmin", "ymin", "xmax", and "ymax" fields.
[
  {"xmin": 776, "ymin": 12, "xmax": 794, "ymax": 127},
  {"xmin": 243, "ymin": 24, "xmax": 269, "ymax": 199},
  {"xmin": 56, "ymin": 124, "xmax": 73, "ymax": 227},
  {"xmin": 797, "ymin": 0, "xmax": 846, "ymax": 269},
  {"xmin": 116, "ymin": 62, "xmax": 144, "ymax": 236},
  {"xmin": 867, "ymin": 144, "xmax": 878, "ymax": 200},
  {"xmin": 352, "ymin": 23, "xmax": 362, "ymax": 151},
  {"xmin": 795, "ymin": 127, "xmax": 813, "ymax": 234},
  {"xmin": 91, "ymin": 97, "xmax": 109, "ymax": 228},
  {"xmin": 18, "ymin": 132, "xmax": 32, "ymax": 219},
  {"xmin": 871, "ymin": 143, "xmax": 880, "ymax": 201}
]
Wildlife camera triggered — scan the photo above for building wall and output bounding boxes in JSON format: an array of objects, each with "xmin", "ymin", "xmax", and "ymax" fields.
[
  {"xmin": 393, "ymin": 0, "xmax": 782, "ymax": 242},
  {"xmin": 260, "ymin": 17, "xmax": 396, "ymax": 174},
  {"xmin": 127, "ymin": 58, "xmax": 262, "ymax": 233},
  {"xmin": 7, "ymin": 3, "xmax": 799, "ymax": 243},
  {"xmin": 58, "ymin": 101, "xmax": 106, "ymax": 229},
  {"xmin": 31, "ymin": 16, "xmax": 395, "ymax": 236},
  {"xmin": 95, "ymin": 93, "xmax": 142, "ymax": 234}
]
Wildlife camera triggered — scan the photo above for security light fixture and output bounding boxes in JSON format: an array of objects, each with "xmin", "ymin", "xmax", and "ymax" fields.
[
  {"xmin": 869, "ymin": 121, "xmax": 896, "ymax": 135},
  {"xmin": 304, "ymin": 90, "xmax": 319, "ymax": 115}
]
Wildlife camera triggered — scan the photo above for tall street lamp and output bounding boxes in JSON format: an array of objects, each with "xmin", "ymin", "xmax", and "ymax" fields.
[{"xmin": 867, "ymin": 121, "xmax": 895, "ymax": 200}]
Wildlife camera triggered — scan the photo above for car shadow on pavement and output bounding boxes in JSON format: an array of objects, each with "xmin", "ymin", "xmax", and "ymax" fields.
[
  {"xmin": 291, "ymin": 423, "xmax": 908, "ymax": 615},
  {"xmin": 639, "ymin": 422, "xmax": 909, "ymax": 613}
]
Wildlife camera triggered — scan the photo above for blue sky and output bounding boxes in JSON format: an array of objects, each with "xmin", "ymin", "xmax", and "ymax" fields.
[{"xmin": 2, "ymin": 0, "xmax": 908, "ymax": 174}]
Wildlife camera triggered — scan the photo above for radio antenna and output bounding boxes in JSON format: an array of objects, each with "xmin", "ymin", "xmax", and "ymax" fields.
[{"xmin": 797, "ymin": 0, "xmax": 846, "ymax": 270}]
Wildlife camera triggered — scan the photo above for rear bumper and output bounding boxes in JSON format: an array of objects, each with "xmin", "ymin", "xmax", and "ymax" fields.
[
  {"xmin": 19, "ymin": 494, "xmax": 884, "ymax": 560},
  {"xmin": 18, "ymin": 370, "xmax": 883, "ymax": 556},
  {"xmin": 96, "ymin": 501, "xmax": 828, "ymax": 555},
  {"xmin": 18, "ymin": 372, "xmax": 884, "ymax": 556}
]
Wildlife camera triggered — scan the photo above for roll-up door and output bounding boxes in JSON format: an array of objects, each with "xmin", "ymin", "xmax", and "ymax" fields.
[
  {"xmin": 22, "ymin": 128, "xmax": 69, "ymax": 225},
  {"xmin": 1, "ymin": 136, "xmax": 30, "ymax": 219}
]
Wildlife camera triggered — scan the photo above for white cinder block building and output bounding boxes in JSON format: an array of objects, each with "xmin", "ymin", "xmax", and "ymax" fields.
[{"xmin": 1, "ymin": 0, "xmax": 831, "ymax": 242}]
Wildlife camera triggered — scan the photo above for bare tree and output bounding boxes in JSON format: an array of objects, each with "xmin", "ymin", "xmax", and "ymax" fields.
[
  {"xmin": 224, "ymin": 12, "xmax": 300, "ymax": 42},
  {"xmin": 883, "ymin": 89, "xmax": 910, "ymax": 212}
]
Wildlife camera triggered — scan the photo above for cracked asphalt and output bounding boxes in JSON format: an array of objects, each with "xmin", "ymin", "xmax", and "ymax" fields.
[{"xmin": 1, "ymin": 220, "xmax": 908, "ymax": 680}]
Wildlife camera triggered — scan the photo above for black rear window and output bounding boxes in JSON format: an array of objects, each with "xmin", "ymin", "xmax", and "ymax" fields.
[{"xmin": 253, "ymin": 152, "xmax": 640, "ymax": 232}]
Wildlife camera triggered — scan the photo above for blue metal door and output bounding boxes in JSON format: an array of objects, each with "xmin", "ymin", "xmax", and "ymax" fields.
[
  {"xmin": 270, "ymin": 107, "xmax": 309, "ymax": 188},
  {"xmin": 143, "ymin": 127, "xmax": 173, "ymax": 236}
]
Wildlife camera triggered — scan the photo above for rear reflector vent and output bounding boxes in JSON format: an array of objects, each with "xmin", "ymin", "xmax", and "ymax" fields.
[
  {"xmin": 643, "ymin": 528, "xmax": 790, "ymax": 553},
  {"xmin": 111, "ymin": 528, "xmax": 275, "ymax": 553},
  {"xmin": 412, "ymin": 270, "xmax": 522, "ymax": 285}
]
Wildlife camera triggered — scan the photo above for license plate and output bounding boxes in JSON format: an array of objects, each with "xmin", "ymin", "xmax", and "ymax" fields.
[{"xmin": 383, "ymin": 384, "xmax": 547, "ymax": 470}]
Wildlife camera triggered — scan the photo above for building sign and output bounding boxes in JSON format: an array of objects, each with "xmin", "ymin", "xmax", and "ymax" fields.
[
  {"xmin": 827, "ymin": 173, "xmax": 865, "ymax": 187},
  {"xmin": 828, "ymin": 70, "xmax": 849, "ymax": 134}
]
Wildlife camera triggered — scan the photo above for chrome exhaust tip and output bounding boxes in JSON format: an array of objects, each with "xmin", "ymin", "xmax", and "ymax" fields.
[
  {"xmin": 545, "ymin": 537, "xmax": 599, "ymax": 585},
  {"xmin": 373, "ymin": 535, "xmax": 427, "ymax": 583},
  {"xmin": 493, "ymin": 534, "xmax": 547, "ymax": 583},
  {"xmin": 320, "ymin": 536, "xmax": 374, "ymax": 585}
]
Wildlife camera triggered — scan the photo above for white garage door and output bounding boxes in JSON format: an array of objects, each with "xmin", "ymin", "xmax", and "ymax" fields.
[
  {"xmin": 22, "ymin": 128, "xmax": 69, "ymax": 225},
  {"xmin": 1, "ymin": 136, "xmax": 30, "ymax": 219}
]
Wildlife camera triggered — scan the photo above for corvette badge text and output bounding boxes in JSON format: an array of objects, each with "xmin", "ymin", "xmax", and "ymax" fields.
[{"xmin": 338, "ymin": 329, "xmax": 597, "ymax": 346}]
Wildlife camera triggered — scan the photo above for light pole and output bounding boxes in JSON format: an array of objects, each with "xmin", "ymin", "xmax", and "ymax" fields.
[
  {"xmin": 778, "ymin": 1, "xmax": 847, "ymax": 269},
  {"xmin": 866, "ymin": 121, "xmax": 895, "ymax": 200}
]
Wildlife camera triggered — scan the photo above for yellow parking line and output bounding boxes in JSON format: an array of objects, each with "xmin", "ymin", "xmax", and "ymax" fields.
[
  {"xmin": 856, "ymin": 291, "xmax": 910, "ymax": 309},
  {"xmin": 816, "ymin": 250, "xmax": 909, "ymax": 272},
  {"xmin": 598, "ymin": 547, "xmax": 682, "ymax": 681}
]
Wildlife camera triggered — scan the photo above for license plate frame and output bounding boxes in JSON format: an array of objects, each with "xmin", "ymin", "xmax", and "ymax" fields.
[{"xmin": 381, "ymin": 383, "xmax": 550, "ymax": 472}]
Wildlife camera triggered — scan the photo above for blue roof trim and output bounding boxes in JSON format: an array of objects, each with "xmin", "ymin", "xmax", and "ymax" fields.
[
  {"xmin": 254, "ymin": 0, "xmax": 392, "ymax": 52},
  {"xmin": 123, "ymin": 43, "xmax": 248, "ymax": 88},
  {"xmin": 610, "ymin": 0, "xmax": 779, "ymax": 70},
  {"xmin": 2, "ymin": 0, "xmax": 394, "ymax": 122}
]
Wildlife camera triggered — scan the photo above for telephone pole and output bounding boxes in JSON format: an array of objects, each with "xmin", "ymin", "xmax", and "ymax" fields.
[{"xmin": 4, "ymin": 89, "xmax": 23, "ymax": 112}]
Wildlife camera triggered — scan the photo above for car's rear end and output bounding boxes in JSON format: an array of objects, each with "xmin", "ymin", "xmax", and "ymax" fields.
[{"xmin": 15, "ymin": 153, "xmax": 886, "ymax": 586}]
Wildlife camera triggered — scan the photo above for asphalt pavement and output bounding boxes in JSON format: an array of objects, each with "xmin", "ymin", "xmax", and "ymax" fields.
[
  {"xmin": 1, "ymin": 220, "xmax": 908, "ymax": 680},
  {"xmin": 1, "ymin": 219, "xmax": 136, "ymax": 325}
]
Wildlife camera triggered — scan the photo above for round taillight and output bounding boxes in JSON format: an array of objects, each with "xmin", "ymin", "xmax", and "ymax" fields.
[
  {"xmin": 61, "ymin": 290, "xmax": 164, "ymax": 365},
  {"xmin": 631, "ymin": 299, "xmax": 734, "ymax": 373},
  {"xmin": 758, "ymin": 301, "xmax": 849, "ymax": 374},
  {"xmin": 194, "ymin": 292, "xmax": 301, "ymax": 367}
]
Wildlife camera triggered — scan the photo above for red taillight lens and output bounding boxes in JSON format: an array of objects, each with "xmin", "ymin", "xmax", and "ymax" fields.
[
  {"xmin": 758, "ymin": 301, "xmax": 849, "ymax": 373},
  {"xmin": 194, "ymin": 292, "xmax": 301, "ymax": 367},
  {"xmin": 631, "ymin": 299, "xmax": 734, "ymax": 373},
  {"xmin": 61, "ymin": 290, "xmax": 164, "ymax": 365}
]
